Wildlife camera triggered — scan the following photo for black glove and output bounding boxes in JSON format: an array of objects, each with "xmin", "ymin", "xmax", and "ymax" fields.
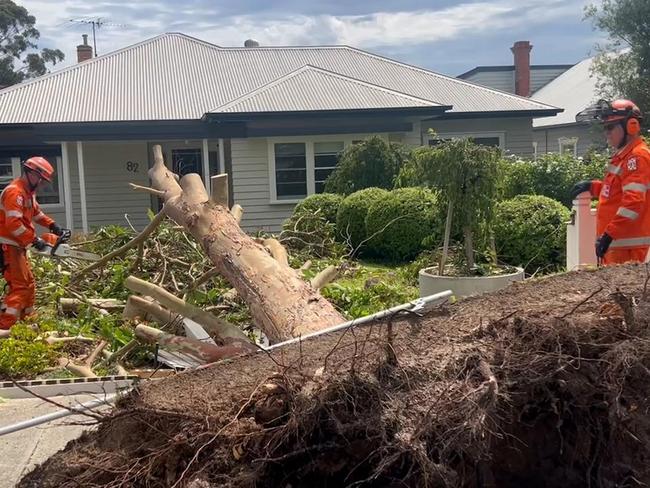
[
  {"xmin": 595, "ymin": 233, "xmax": 613, "ymax": 259},
  {"xmin": 570, "ymin": 180, "xmax": 592, "ymax": 200},
  {"xmin": 32, "ymin": 237, "xmax": 47, "ymax": 252},
  {"xmin": 49, "ymin": 223, "xmax": 63, "ymax": 236}
]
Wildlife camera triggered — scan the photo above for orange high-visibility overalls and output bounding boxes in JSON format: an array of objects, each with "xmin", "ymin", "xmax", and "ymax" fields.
[
  {"xmin": 0, "ymin": 178, "xmax": 54, "ymax": 329},
  {"xmin": 590, "ymin": 138, "xmax": 650, "ymax": 265}
]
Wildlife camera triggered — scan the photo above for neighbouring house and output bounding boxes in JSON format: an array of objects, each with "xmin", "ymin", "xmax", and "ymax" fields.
[
  {"xmin": 531, "ymin": 57, "xmax": 605, "ymax": 157},
  {"xmin": 459, "ymin": 41, "xmax": 604, "ymax": 157},
  {"xmin": 0, "ymin": 33, "xmax": 559, "ymax": 233}
]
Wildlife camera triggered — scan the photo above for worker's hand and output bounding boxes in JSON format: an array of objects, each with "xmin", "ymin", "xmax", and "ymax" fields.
[
  {"xmin": 49, "ymin": 223, "xmax": 62, "ymax": 236},
  {"xmin": 32, "ymin": 237, "xmax": 48, "ymax": 252},
  {"xmin": 570, "ymin": 180, "xmax": 592, "ymax": 201},
  {"xmin": 595, "ymin": 233, "xmax": 613, "ymax": 259}
]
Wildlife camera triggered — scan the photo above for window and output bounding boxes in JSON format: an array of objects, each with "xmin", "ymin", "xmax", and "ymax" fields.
[
  {"xmin": 0, "ymin": 156, "xmax": 62, "ymax": 206},
  {"xmin": 559, "ymin": 137, "xmax": 578, "ymax": 157},
  {"xmin": 274, "ymin": 143, "xmax": 307, "ymax": 200},
  {"xmin": 269, "ymin": 138, "xmax": 354, "ymax": 202},
  {"xmin": 427, "ymin": 132, "xmax": 505, "ymax": 149},
  {"xmin": 314, "ymin": 141, "xmax": 344, "ymax": 194}
]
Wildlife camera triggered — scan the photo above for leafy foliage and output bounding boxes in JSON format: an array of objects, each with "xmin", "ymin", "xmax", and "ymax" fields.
[
  {"xmin": 0, "ymin": 325, "xmax": 59, "ymax": 378},
  {"xmin": 365, "ymin": 187, "xmax": 440, "ymax": 262},
  {"xmin": 493, "ymin": 195, "xmax": 571, "ymax": 274},
  {"xmin": 585, "ymin": 0, "xmax": 650, "ymax": 127},
  {"xmin": 324, "ymin": 137, "xmax": 410, "ymax": 195},
  {"xmin": 0, "ymin": 0, "xmax": 64, "ymax": 87},
  {"xmin": 281, "ymin": 193, "xmax": 346, "ymax": 258},
  {"xmin": 398, "ymin": 139, "xmax": 501, "ymax": 270},
  {"xmin": 498, "ymin": 152, "xmax": 608, "ymax": 207},
  {"xmin": 336, "ymin": 187, "xmax": 389, "ymax": 252}
]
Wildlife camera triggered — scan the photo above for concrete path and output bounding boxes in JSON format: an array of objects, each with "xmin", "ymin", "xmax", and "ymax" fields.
[{"xmin": 0, "ymin": 394, "xmax": 106, "ymax": 488}]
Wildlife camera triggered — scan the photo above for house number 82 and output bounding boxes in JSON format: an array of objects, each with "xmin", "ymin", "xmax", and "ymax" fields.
[{"xmin": 126, "ymin": 161, "xmax": 139, "ymax": 173}]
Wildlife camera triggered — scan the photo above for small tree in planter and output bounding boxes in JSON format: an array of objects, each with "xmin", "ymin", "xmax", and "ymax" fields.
[{"xmin": 400, "ymin": 139, "xmax": 501, "ymax": 275}]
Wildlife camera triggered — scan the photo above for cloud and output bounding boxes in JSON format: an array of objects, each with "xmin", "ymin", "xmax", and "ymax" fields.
[{"xmin": 19, "ymin": 0, "xmax": 594, "ymax": 73}]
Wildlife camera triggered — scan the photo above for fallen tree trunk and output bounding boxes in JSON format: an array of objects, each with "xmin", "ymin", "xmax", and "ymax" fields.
[
  {"xmin": 123, "ymin": 295, "xmax": 179, "ymax": 325},
  {"xmin": 148, "ymin": 145, "xmax": 345, "ymax": 343}
]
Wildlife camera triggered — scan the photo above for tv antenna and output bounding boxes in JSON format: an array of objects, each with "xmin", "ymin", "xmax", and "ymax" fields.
[{"xmin": 68, "ymin": 18, "xmax": 127, "ymax": 56}]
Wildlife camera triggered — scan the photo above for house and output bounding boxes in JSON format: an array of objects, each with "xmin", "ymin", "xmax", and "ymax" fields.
[
  {"xmin": 531, "ymin": 57, "xmax": 605, "ymax": 157},
  {"xmin": 0, "ymin": 33, "xmax": 559, "ymax": 233},
  {"xmin": 459, "ymin": 41, "xmax": 603, "ymax": 157}
]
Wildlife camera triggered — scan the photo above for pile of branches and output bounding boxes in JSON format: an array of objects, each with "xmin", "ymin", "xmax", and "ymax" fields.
[{"xmin": 19, "ymin": 267, "xmax": 650, "ymax": 487}]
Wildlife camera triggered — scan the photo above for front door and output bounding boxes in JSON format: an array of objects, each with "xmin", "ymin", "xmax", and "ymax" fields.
[{"xmin": 171, "ymin": 148, "xmax": 203, "ymax": 178}]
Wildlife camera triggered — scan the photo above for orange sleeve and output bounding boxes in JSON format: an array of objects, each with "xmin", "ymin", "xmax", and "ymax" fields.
[
  {"xmin": 1, "ymin": 187, "xmax": 35, "ymax": 247},
  {"xmin": 604, "ymin": 152, "xmax": 650, "ymax": 239},
  {"xmin": 32, "ymin": 199, "xmax": 54, "ymax": 229},
  {"xmin": 590, "ymin": 180, "xmax": 603, "ymax": 198}
]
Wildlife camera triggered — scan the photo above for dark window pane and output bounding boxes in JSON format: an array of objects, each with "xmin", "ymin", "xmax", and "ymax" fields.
[
  {"xmin": 276, "ymin": 169, "xmax": 306, "ymax": 183},
  {"xmin": 275, "ymin": 143, "xmax": 306, "ymax": 170},
  {"xmin": 315, "ymin": 154, "xmax": 339, "ymax": 168},
  {"xmin": 275, "ymin": 143, "xmax": 306, "ymax": 157},
  {"xmin": 471, "ymin": 137, "xmax": 501, "ymax": 147},
  {"xmin": 315, "ymin": 168, "xmax": 335, "ymax": 182},
  {"xmin": 428, "ymin": 138, "xmax": 451, "ymax": 146},
  {"xmin": 315, "ymin": 181, "xmax": 326, "ymax": 193},
  {"xmin": 276, "ymin": 182, "xmax": 307, "ymax": 199}
]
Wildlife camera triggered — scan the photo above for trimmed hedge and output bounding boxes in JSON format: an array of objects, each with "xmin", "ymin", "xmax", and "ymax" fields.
[
  {"xmin": 365, "ymin": 187, "xmax": 440, "ymax": 262},
  {"xmin": 290, "ymin": 193, "xmax": 343, "ymax": 225},
  {"xmin": 336, "ymin": 187, "xmax": 389, "ymax": 251},
  {"xmin": 493, "ymin": 195, "xmax": 570, "ymax": 273}
]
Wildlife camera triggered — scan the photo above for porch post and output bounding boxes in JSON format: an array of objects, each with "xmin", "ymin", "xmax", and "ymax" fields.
[
  {"xmin": 76, "ymin": 141, "xmax": 89, "ymax": 233},
  {"xmin": 60, "ymin": 142, "xmax": 74, "ymax": 230},
  {"xmin": 218, "ymin": 138, "xmax": 225, "ymax": 174},
  {"xmin": 202, "ymin": 138, "xmax": 210, "ymax": 193}
]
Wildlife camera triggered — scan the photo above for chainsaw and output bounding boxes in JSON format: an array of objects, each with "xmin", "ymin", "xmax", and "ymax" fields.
[{"xmin": 32, "ymin": 229, "xmax": 101, "ymax": 262}]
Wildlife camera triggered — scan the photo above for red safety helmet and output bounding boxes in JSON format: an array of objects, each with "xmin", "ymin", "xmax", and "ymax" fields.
[
  {"xmin": 23, "ymin": 156, "xmax": 54, "ymax": 182},
  {"xmin": 576, "ymin": 99, "xmax": 643, "ymax": 136}
]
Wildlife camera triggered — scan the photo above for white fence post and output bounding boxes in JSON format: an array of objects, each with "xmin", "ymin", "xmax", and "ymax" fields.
[{"xmin": 566, "ymin": 194, "xmax": 597, "ymax": 270}]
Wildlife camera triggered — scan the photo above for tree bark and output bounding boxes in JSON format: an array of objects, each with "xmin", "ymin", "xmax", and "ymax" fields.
[
  {"xmin": 148, "ymin": 145, "xmax": 345, "ymax": 343},
  {"xmin": 463, "ymin": 226, "xmax": 475, "ymax": 270},
  {"xmin": 439, "ymin": 201, "xmax": 454, "ymax": 276},
  {"xmin": 134, "ymin": 323, "xmax": 250, "ymax": 363}
]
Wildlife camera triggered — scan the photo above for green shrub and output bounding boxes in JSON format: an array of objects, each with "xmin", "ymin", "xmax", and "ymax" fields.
[
  {"xmin": 0, "ymin": 325, "xmax": 59, "ymax": 378},
  {"xmin": 499, "ymin": 153, "xmax": 607, "ymax": 207},
  {"xmin": 291, "ymin": 193, "xmax": 343, "ymax": 224},
  {"xmin": 336, "ymin": 187, "xmax": 389, "ymax": 251},
  {"xmin": 365, "ymin": 187, "xmax": 440, "ymax": 262},
  {"xmin": 493, "ymin": 195, "xmax": 570, "ymax": 273},
  {"xmin": 324, "ymin": 137, "xmax": 410, "ymax": 195}
]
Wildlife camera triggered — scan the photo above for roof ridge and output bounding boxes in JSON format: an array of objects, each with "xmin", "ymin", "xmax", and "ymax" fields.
[
  {"xmin": 211, "ymin": 64, "xmax": 444, "ymax": 112},
  {"xmin": 0, "ymin": 33, "xmax": 221, "ymax": 98},
  {"xmin": 339, "ymin": 45, "xmax": 561, "ymax": 111}
]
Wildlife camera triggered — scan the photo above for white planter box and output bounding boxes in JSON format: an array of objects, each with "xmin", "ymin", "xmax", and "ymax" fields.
[{"xmin": 418, "ymin": 266, "xmax": 525, "ymax": 298}]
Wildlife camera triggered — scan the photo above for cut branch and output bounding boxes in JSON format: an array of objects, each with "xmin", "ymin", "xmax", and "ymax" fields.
[
  {"xmin": 310, "ymin": 265, "xmax": 339, "ymax": 291},
  {"xmin": 230, "ymin": 204, "xmax": 243, "ymax": 224},
  {"xmin": 123, "ymin": 295, "xmax": 180, "ymax": 326},
  {"xmin": 58, "ymin": 357, "xmax": 97, "ymax": 378},
  {"xmin": 60, "ymin": 298, "xmax": 125, "ymax": 314},
  {"xmin": 125, "ymin": 275, "xmax": 253, "ymax": 348},
  {"xmin": 263, "ymin": 238, "xmax": 289, "ymax": 267},
  {"xmin": 210, "ymin": 174, "xmax": 229, "ymax": 206},
  {"xmin": 75, "ymin": 211, "xmax": 166, "ymax": 278},
  {"xmin": 134, "ymin": 324, "xmax": 252, "ymax": 363},
  {"xmin": 129, "ymin": 183, "xmax": 166, "ymax": 198}
]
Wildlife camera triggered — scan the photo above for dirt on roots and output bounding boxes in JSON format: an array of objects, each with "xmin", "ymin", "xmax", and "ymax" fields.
[{"xmin": 18, "ymin": 265, "xmax": 650, "ymax": 487}]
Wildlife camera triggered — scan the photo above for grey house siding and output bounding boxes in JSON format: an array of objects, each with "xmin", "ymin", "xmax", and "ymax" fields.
[
  {"xmin": 533, "ymin": 124, "xmax": 604, "ymax": 156},
  {"xmin": 423, "ymin": 117, "xmax": 535, "ymax": 157}
]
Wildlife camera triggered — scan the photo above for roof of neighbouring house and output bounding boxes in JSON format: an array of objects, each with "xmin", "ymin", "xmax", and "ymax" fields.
[
  {"xmin": 531, "ymin": 57, "xmax": 599, "ymax": 128},
  {"xmin": 0, "ymin": 33, "xmax": 559, "ymax": 124},
  {"xmin": 457, "ymin": 64, "xmax": 575, "ymax": 79}
]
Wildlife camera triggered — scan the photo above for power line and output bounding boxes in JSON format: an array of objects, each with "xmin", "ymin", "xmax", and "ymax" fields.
[{"xmin": 68, "ymin": 18, "xmax": 128, "ymax": 57}]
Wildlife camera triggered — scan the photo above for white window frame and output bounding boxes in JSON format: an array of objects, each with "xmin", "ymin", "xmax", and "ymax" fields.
[
  {"xmin": 558, "ymin": 137, "xmax": 578, "ymax": 157},
  {"xmin": 426, "ymin": 131, "xmax": 506, "ymax": 149},
  {"xmin": 2, "ymin": 157, "xmax": 65, "ymax": 210},
  {"xmin": 268, "ymin": 134, "xmax": 387, "ymax": 204}
]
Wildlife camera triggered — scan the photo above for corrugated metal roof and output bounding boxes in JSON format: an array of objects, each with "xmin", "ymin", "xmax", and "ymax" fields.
[
  {"xmin": 0, "ymin": 33, "xmax": 559, "ymax": 124},
  {"xmin": 213, "ymin": 65, "xmax": 443, "ymax": 113},
  {"xmin": 531, "ymin": 58, "xmax": 599, "ymax": 128}
]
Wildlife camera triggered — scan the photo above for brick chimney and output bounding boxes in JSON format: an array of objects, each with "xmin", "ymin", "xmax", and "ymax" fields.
[
  {"xmin": 511, "ymin": 40, "xmax": 532, "ymax": 97},
  {"xmin": 77, "ymin": 34, "xmax": 93, "ymax": 62}
]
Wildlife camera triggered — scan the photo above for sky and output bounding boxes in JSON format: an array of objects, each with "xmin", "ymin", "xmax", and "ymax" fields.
[{"xmin": 20, "ymin": 0, "xmax": 604, "ymax": 76}]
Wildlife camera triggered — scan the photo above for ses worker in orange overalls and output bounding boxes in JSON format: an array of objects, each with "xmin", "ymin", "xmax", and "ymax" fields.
[
  {"xmin": 571, "ymin": 99, "xmax": 650, "ymax": 265},
  {"xmin": 0, "ymin": 157, "xmax": 67, "ymax": 329}
]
